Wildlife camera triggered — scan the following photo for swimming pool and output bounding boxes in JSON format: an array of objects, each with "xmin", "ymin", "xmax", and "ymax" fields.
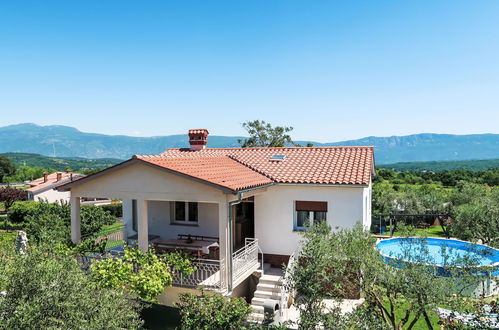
[{"xmin": 377, "ymin": 237, "xmax": 499, "ymax": 269}]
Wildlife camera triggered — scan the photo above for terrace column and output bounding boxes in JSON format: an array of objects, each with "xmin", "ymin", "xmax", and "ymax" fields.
[
  {"xmin": 137, "ymin": 199, "xmax": 149, "ymax": 252},
  {"xmin": 70, "ymin": 196, "xmax": 81, "ymax": 244},
  {"xmin": 218, "ymin": 201, "xmax": 230, "ymax": 292}
]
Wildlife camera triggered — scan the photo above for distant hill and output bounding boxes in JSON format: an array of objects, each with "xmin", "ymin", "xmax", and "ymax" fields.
[
  {"xmin": 0, "ymin": 152, "xmax": 121, "ymax": 172},
  {"xmin": 378, "ymin": 159, "xmax": 499, "ymax": 172},
  {"xmin": 1, "ymin": 123, "xmax": 499, "ymax": 164}
]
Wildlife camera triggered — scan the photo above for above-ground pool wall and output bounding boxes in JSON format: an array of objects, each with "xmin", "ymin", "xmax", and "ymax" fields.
[{"xmin": 458, "ymin": 276, "xmax": 499, "ymax": 298}]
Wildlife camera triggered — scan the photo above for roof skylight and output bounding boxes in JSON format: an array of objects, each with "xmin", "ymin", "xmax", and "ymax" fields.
[{"xmin": 270, "ymin": 154, "xmax": 286, "ymax": 161}]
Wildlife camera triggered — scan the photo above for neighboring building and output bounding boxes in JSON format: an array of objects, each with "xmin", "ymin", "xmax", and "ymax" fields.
[
  {"xmin": 57, "ymin": 129, "xmax": 374, "ymax": 304},
  {"xmin": 27, "ymin": 171, "xmax": 85, "ymax": 204}
]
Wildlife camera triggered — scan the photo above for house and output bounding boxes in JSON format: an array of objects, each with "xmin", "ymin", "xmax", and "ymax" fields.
[
  {"xmin": 56, "ymin": 129, "xmax": 374, "ymax": 306},
  {"xmin": 27, "ymin": 171, "xmax": 85, "ymax": 204}
]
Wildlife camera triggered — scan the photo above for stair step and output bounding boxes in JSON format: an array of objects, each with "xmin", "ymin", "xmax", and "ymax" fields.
[
  {"xmin": 251, "ymin": 297, "xmax": 269, "ymax": 306},
  {"xmin": 253, "ymin": 290, "xmax": 282, "ymax": 300},
  {"xmin": 248, "ymin": 312, "xmax": 264, "ymax": 322},
  {"xmin": 252, "ymin": 305, "xmax": 264, "ymax": 313},
  {"xmin": 258, "ymin": 274, "xmax": 283, "ymax": 284},
  {"xmin": 256, "ymin": 283, "xmax": 281, "ymax": 292}
]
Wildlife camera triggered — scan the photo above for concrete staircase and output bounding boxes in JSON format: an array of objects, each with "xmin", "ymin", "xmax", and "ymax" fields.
[{"xmin": 248, "ymin": 265, "xmax": 283, "ymax": 323}]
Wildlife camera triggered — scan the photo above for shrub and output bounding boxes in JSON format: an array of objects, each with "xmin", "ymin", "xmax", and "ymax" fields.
[
  {"xmin": 176, "ymin": 290, "xmax": 252, "ymax": 330},
  {"xmin": 10, "ymin": 201, "xmax": 117, "ymax": 244},
  {"xmin": 91, "ymin": 247, "xmax": 194, "ymax": 302},
  {"xmin": 0, "ymin": 248, "xmax": 142, "ymax": 329},
  {"xmin": 99, "ymin": 202, "xmax": 123, "ymax": 218},
  {"xmin": 0, "ymin": 187, "xmax": 27, "ymax": 211},
  {"xmin": 7, "ymin": 201, "xmax": 40, "ymax": 223},
  {"xmin": 81, "ymin": 204, "xmax": 116, "ymax": 230}
]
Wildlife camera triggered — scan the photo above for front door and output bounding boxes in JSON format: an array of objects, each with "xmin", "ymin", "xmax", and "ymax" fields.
[{"xmin": 232, "ymin": 197, "xmax": 255, "ymax": 250}]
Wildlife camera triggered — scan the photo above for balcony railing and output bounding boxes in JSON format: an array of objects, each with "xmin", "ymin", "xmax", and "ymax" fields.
[
  {"xmin": 232, "ymin": 238, "xmax": 262, "ymax": 285},
  {"xmin": 170, "ymin": 258, "xmax": 226, "ymax": 291},
  {"xmin": 80, "ymin": 238, "xmax": 261, "ymax": 293}
]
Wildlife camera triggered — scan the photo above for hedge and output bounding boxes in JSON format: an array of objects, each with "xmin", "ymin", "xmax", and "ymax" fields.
[{"xmin": 99, "ymin": 203, "xmax": 123, "ymax": 218}]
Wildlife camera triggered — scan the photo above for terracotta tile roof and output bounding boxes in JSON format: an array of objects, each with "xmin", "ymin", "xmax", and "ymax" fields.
[
  {"xmin": 27, "ymin": 172, "xmax": 85, "ymax": 193},
  {"xmin": 137, "ymin": 156, "xmax": 273, "ymax": 191},
  {"xmin": 135, "ymin": 146, "xmax": 374, "ymax": 187}
]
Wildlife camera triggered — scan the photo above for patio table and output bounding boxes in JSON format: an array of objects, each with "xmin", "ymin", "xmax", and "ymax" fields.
[{"xmin": 152, "ymin": 238, "xmax": 218, "ymax": 255}]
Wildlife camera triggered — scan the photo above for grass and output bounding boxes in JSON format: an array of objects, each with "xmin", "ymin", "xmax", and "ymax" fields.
[
  {"xmin": 382, "ymin": 298, "xmax": 440, "ymax": 329},
  {"xmin": 374, "ymin": 224, "xmax": 447, "ymax": 238},
  {"xmin": 97, "ymin": 222, "xmax": 123, "ymax": 237},
  {"xmin": 390, "ymin": 225, "xmax": 446, "ymax": 238}
]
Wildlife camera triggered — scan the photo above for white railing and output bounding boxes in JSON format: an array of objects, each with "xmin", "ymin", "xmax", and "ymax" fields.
[
  {"xmin": 232, "ymin": 238, "xmax": 261, "ymax": 284},
  {"xmin": 171, "ymin": 258, "xmax": 226, "ymax": 291},
  {"xmin": 279, "ymin": 250, "xmax": 297, "ymax": 316}
]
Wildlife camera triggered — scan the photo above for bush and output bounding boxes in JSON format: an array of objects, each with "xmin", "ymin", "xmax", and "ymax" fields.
[
  {"xmin": 7, "ymin": 201, "xmax": 40, "ymax": 223},
  {"xmin": 9, "ymin": 201, "xmax": 116, "ymax": 244},
  {"xmin": 176, "ymin": 290, "xmax": 252, "ymax": 330},
  {"xmin": 99, "ymin": 202, "xmax": 123, "ymax": 218},
  {"xmin": 91, "ymin": 247, "xmax": 195, "ymax": 302},
  {"xmin": 0, "ymin": 187, "xmax": 27, "ymax": 211},
  {"xmin": 81, "ymin": 204, "xmax": 116, "ymax": 229},
  {"xmin": 0, "ymin": 248, "xmax": 142, "ymax": 329}
]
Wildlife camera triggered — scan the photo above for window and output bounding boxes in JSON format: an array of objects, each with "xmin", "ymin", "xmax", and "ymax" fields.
[
  {"xmin": 294, "ymin": 201, "xmax": 327, "ymax": 231},
  {"xmin": 172, "ymin": 201, "xmax": 198, "ymax": 224}
]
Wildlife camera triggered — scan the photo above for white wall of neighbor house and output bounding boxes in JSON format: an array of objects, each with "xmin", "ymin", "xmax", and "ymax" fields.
[
  {"xmin": 31, "ymin": 189, "xmax": 70, "ymax": 204},
  {"xmin": 124, "ymin": 200, "xmax": 219, "ymax": 239},
  {"xmin": 253, "ymin": 184, "xmax": 368, "ymax": 256}
]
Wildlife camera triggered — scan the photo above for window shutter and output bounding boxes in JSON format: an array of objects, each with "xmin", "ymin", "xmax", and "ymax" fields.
[{"xmin": 295, "ymin": 201, "xmax": 327, "ymax": 212}]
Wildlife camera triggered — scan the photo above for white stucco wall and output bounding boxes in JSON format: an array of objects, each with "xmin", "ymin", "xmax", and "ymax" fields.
[
  {"xmin": 124, "ymin": 200, "xmax": 219, "ymax": 240},
  {"xmin": 253, "ymin": 184, "xmax": 368, "ymax": 256},
  {"xmin": 69, "ymin": 162, "xmax": 225, "ymax": 203},
  {"xmin": 33, "ymin": 189, "xmax": 70, "ymax": 204},
  {"xmin": 149, "ymin": 201, "xmax": 219, "ymax": 239}
]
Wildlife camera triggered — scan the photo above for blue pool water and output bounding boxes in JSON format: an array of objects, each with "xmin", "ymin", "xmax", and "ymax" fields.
[{"xmin": 376, "ymin": 238, "xmax": 499, "ymax": 270}]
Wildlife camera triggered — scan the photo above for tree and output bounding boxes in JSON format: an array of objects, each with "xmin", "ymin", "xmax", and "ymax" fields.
[
  {"xmin": 450, "ymin": 190, "xmax": 499, "ymax": 247},
  {"xmin": 238, "ymin": 120, "xmax": 298, "ymax": 147},
  {"xmin": 289, "ymin": 223, "xmax": 489, "ymax": 329},
  {"xmin": 91, "ymin": 246, "xmax": 195, "ymax": 302},
  {"xmin": 0, "ymin": 156, "xmax": 16, "ymax": 183},
  {"xmin": 8, "ymin": 201, "xmax": 116, "ymax": 245},
  {"xmin": 0, "ymin": 187, "xmax": 27, "ymax": 210},
  {"xmin": 3, "ymin": 165, "xmax": 50, "ymax": 183},
  {"xmin": 0, "ymin": 248, "xmax": 142, "ymax": 329}
]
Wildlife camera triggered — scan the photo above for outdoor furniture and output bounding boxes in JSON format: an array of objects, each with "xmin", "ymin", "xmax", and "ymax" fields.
[{"xmin": 152, "ymin": 238, "xmax": 219, "ymax": 259}]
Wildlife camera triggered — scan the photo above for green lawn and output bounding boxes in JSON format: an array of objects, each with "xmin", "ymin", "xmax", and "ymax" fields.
[
  {"xmin": 390, "ymin": 225, "xmax": 447, "ymax": 238},
  {"xmin": 97, "ymin": 222, "xmax": 123, "ymax": 237},
  {"xmin": 382, "ymin": 299, "xmax": 440, "ymax": 329}
]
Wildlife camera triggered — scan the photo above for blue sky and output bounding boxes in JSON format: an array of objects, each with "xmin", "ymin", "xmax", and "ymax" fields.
[{"xmin": 1, "ymin": 1, "xmax": 498, "ymax": 142}]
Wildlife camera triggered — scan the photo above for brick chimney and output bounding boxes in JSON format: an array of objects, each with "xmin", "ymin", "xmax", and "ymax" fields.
[
  {"xmin": 43, "ymin": 172, "xmax": 48, "ymax": 183},
  {"xmin": 188, "ymin": 129, "xmax": 209, "ymax": 151},
  {"xmin": 56, "ymin": 172, "xmax": 62, "ymax": 182}
]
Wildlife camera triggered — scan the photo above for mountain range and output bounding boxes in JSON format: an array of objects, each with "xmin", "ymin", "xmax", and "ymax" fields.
[{"xmin": 1, "ymin": 123, "xmax": 499, "ymax": 164}]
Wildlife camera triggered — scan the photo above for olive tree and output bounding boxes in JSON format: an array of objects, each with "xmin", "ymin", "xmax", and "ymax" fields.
[
  {"xmin": 289, "ymin": 223, "xmax": 490, "ymax": 329},
  {"xmin": 0, "ymin": 248, "xmax": 142, "ymax": 329},
  {"xmin": 238, "ymin": 120, "xmax": 299, "ymax": 147}
]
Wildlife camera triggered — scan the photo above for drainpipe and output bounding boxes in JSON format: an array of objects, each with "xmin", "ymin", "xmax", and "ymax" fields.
[{"xmin": 227, "ymin": 192, "xmax": 243, "ymax": 294}]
